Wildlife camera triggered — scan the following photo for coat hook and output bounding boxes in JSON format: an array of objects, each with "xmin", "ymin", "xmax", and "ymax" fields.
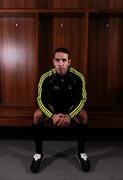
[
  {"xmin": 15, "ymin": 23, "xmax": 18, "ymax": 27},
  {"xmin": 106, "ymin": 23, "xmax": 109, "ymax": 28},
  {"xmin": 60, "ymin": 23, "xmax": 64, "ymax": 28}
]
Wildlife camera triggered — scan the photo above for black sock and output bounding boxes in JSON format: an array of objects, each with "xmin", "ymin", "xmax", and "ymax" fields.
[
  {"xmin": 32, "ymin": 123, "xmax": 44, "ymax": 154},
  {"xmin": 77, "ymin": 123, "xmax": 88, "ymax": 154}
]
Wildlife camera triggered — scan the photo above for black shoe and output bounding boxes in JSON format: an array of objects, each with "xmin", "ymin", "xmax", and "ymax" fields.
[
  {"xmin": 30, "ymin": 153, "xmax": 44, "ymax": 173},
  {"xmin": 77, "ymin": 153, "xmax": 91, "ymax": 172}
]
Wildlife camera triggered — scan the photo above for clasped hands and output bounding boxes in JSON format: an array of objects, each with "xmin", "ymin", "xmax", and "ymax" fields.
[{"xmin": 52, "ymin": 113, "xmax": 71, "ymax": 127}]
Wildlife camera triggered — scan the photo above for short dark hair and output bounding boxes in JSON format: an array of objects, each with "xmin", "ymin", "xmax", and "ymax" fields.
[{"xmin": 54, "ymin": 47, "xmax": 70, "ymax": 59}]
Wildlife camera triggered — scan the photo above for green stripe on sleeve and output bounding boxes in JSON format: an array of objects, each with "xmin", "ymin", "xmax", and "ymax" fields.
[
  {"xmin": 69, "ymin": 67, "xmax": 87, "ymax": 118},
  {"xmin": 37, "ymin": 69, "xmax": 55, "ymax": 118}
]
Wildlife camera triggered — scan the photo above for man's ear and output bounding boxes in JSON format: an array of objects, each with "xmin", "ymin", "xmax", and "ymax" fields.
[
  {"xmin": 53, "ymin": 59, "xmax": 55, "ymax": 66},
  {"xmin": 68, "ymin": 59, "xmax": 71, "ymax": 66}
]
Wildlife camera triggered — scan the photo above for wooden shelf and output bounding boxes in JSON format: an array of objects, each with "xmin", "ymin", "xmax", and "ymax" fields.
[
  {"xmin": 0, "ymin": 8, "xmax": 97, "ymax": 14},
  {"xmin": 0, "ymin": 8, "xmax": 123, "ymax": 14}
]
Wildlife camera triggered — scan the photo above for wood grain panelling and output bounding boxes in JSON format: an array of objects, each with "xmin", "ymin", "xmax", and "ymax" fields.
[
  {"xmin": 0, "ymin": 0, "xmax": 123, "ymax": 10},
  {"xmin": 52, "ymin": 0, "xmax": 87, "ymax": 9},
  {"xmin": 0, "ymin": 106, "xmax": 34, "ymax": 126},
  {"xmin": 38, "ymin": 17, "xmax": 53, "ymax": 75},
  {"xmin": 37, "ymin": 1, "xmax": 53, "ymax": 8},
  {"xmin": 87, "ymin": 15, "xmax": 109, "ymax": 107},
  {"xmin": 52, "ymin": 17, "xmax": 86, "ymax": 73},
  {"xmin": 0, "ymin": 0, "xmax": 53, "ymax": 8},
  {"xmin": 52, "ymin": 0, "xmax": 123, "ymax": 10},
  {"xmin": 117, "ymin": 19, "xmax": 123, "ymax": 104},
  {"xmin": 88, "ymin": 107, "xmax": 123, "ymax": 128},
  {"xmin": 0, "ymin": 0, "xmax": 37, "ymax": 8},
  {"xmin": 87, "ymin": 14, "xmax": 123, "ymax": 108},
  {"xmin": 88, "ymin": 0, "xmax": 109, "ymax": 10},
  {"xmin": 0, "ymin": 15, "xmax": 37, "ymax": 106},
  {"xmin": 108, "ymin": 16, "xmax": 123, "ymax": 105},
  {"xmin": 39, "ymin": 16, "xmax": 86, "ymax": 75},
  {"xmin": 109, "ymin": 0, "xmax": 123, "ymax": 9},
  {"xmin": 52, "ymin": 0, "xmax": 120, "ymax": 9}
]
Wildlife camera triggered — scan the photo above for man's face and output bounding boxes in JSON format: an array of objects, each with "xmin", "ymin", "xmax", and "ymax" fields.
[{"xmin": 53, "ymin": 52, "xmax": 71, "ymax": 76}]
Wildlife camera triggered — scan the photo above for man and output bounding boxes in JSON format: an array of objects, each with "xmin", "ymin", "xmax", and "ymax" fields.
[{"xmin": 30, "ymin": 47, "xmax": 90, "ymax": 173}]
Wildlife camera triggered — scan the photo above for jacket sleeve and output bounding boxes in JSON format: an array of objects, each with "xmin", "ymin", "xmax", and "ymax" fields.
[
  {"xmin": 37, "ymin": 73, "xmax": 53, "ymax": 118},
  {"xmin": 69, "ymin": 71, "xmax": 87, "ymax": 119}
]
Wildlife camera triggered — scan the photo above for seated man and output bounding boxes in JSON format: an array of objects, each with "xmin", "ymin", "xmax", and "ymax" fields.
[{"xmin": 30, "ymin": 47, "xmax": 91, "ymax": 173}]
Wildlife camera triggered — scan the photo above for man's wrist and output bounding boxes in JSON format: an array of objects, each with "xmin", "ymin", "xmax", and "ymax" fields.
[
  {"xmin": 68, "ymin": 114, "xmax": 72, "ymax": 120},
  {"xmin": 51, "ymin": 114, "xmax": 55, "ymax": 119}
]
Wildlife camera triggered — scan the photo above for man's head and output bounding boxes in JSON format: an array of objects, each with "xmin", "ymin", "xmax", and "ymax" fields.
[{"xmin": 53, "ymin": 47, "xmax": 71, "ymax": 76}]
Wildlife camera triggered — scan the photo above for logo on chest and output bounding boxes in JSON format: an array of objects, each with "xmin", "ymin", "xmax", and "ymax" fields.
[
  {"xmin": 53, "ymin": 85, "xmax": 60, "ymax": 90},
  {"xmin": 68, "ymin": 84, "xmax": 73, "ymax": 90},
  {"xmin": 52, "ymin": 84, "xmax": 73, "ymax": 91}
]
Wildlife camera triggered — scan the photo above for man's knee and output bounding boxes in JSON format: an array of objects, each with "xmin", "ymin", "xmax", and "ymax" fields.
[
  {"xmin": 33, "ymin": 109, "xmax": 44, "ymax": 124},
  {"xmin": 77, "ymin": 110, "xmax": 88, "ymax": 124}
]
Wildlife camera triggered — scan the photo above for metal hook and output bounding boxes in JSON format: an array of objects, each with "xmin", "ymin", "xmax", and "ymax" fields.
[
  {"xmin": 15, "ymin": 23, "xmax": 18, "ymax": 27},
  {"xmin": 60, "ymin": 23, "xmax": 64, "ymax": 28}
]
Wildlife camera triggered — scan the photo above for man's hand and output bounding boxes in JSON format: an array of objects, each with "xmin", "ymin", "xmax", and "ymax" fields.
[
  {"xmin": 52, "ymin": 113, "xmax": 71, "ymax": 127},
  {"xmin": 52, "ymin": 114, "xmax": 61, "ymax": 125}
]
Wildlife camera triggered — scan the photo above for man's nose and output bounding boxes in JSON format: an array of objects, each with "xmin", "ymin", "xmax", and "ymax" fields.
[{"xmin": 59, "ymin": 60, "xmax": 63, "ymax": 65}]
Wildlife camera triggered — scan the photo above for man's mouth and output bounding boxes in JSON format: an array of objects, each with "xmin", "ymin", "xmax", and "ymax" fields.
[{"xmin": 59, "ymin": 68, "xmax": 64, "ymax": 71}]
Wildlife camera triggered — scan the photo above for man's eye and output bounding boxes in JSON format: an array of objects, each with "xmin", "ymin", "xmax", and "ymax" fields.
[
  {"xmin": 55, "ymin": 58, "xmax": 67, "ymax": 62},
  {"xmin": 55, "ymin": 59, "xmax": 60, "ymax": 62},
  {"xmin": 62, "ymin": 59, "xmax": 67, "ymax": 62}
]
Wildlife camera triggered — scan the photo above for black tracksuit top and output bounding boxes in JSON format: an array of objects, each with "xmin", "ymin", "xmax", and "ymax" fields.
[{"xmin": 37, "ymin": 67, "xmax": 87, "ymax": 119}]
